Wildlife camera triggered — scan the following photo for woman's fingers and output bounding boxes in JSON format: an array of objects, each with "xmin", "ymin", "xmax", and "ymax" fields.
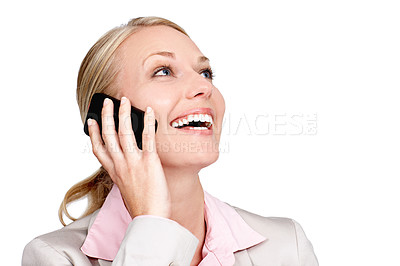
[
  {"xmin": 101, "ymin": 98, "xmax": 125, "ymax": 162},
  {"xmin": 142, "ymin": 106, "xmax": 156, "ymax": 154},
  {"xmin": 91, "ymin": 99, "xmax": 169, "ymax": 218},
  {"xmin": 118, "ymin": 96, "xmax": 138, "ymax": 158}
]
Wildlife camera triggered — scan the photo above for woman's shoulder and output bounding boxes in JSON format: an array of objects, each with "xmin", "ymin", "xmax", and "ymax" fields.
[
  {"xmin": 229, "ymin": 204, "xmax": 319, "ymax": 266},
  {"xmin": 29, "ymin": 211, "xmax": 95, "ymax": 246},
  {"xmin": 229, "ymin": 204, "xmax": 299, "ymax": 234},
  {"xmin": 22, "ymin": 211, "xmax": 98, "ymax": 265},
  {"xmin": 230, "ymin": 203, "xmax": 313, "ymax": 246}
]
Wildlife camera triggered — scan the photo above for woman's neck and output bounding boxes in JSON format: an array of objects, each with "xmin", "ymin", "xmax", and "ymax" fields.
[
  {"xmin": 163, "ymin": 167, "xmax": 206, "ymax": 263},
  {"xmin": 163, "ymin": 167, "xmax": 205, "ymax": 229}
]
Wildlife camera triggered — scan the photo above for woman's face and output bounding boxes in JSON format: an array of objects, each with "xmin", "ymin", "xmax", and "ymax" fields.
[{"xmin": 114, "ymin": 25, "xmax": 225, "ymax": 171}]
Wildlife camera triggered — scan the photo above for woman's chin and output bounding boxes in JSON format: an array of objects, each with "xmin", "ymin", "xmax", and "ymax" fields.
[
  {"xmin": 159, "ymin": 148, "xmax": 220, "ymax": 170},
  {"xmin": 189, "ymin": 151, "xmax": 219, "ymax": 169}
]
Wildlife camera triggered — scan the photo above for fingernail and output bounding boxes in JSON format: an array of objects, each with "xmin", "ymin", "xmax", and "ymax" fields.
[
  {"xmin": 146, "ymin": 106, "xmax": 152, "ymax": 113},
  {"xmin": 121, "ymin": 97, "xmax": 127, "ymax": 104},
  {"xmin": 103, "ymin": 98, "xmax": 110, "ymax": 106},
  {"xmin": 87, "ymin": 118, "xmax": 94, "ymax": 126}
]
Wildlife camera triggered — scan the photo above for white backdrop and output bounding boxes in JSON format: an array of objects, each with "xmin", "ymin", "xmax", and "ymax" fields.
[{"xmin": 1, "ymin": 0, "xmax": 399, "ymax": 265}]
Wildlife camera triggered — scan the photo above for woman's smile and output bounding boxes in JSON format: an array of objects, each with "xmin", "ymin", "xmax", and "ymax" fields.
[{"xmin": 170, "ymin": 107, "xmax": 214, "ymax": 135}]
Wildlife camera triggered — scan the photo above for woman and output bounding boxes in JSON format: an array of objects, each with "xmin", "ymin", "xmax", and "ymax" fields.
[{"xmin": 22, "ymin": 16, "xmax": 318, "ymax": 266}]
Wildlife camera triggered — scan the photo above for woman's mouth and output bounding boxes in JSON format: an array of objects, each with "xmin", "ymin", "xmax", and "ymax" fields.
[{"xmin": 170, "ymin": 111, "xmax": 214, "ymax": 135}]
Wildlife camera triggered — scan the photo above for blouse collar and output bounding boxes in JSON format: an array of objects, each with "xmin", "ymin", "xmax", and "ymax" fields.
[{"xmin": 81, "ymin": 185, "xmax": 266, "ymax": 262}]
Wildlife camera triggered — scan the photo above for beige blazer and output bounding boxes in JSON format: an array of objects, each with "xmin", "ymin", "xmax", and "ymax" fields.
[{"xmin": 22, "ymin": 204, "xmax": 319, "ymax": 265}]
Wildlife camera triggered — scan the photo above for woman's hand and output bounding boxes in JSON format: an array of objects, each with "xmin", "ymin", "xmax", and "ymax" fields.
[{"xmin": 87, "ymin": 96, "xmax": 171, "ymax": 219}]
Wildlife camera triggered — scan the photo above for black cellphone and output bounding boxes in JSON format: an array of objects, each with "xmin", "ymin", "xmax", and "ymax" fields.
[{"xmin": 83, "ymin": 93, "xmax": 158, "ymax": 150}]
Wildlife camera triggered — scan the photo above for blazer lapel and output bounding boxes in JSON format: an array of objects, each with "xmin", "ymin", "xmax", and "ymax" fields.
[
  {"xmin": 234, "ymin": 249, "xmax": 254, "ymax": 266},
  {"xmin": 95, "ymin": 252, "xmax": 251, "ymax": 266},
  {"xmin": 93, "ymin": 248, "xmax": 253, "ymax": 265},
  {"xmin": 97, "ymin": 260, "xmax": 112, "ymax": 266}
]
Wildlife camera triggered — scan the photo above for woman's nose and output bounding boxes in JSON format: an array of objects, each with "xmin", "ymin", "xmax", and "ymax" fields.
[{"xmin": 185, "ymin": 75, "xmax": 213, "ymax": 99}]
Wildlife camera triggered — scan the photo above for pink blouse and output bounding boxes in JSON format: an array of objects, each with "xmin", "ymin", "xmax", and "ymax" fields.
[{"xmin": 81, "ymin": 185, "xmax": 266, "ymax": 265}]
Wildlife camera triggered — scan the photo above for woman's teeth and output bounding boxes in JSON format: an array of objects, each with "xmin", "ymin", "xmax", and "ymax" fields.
[{"xmin": 171, "ymin": 114, "xmax": 213, "ymax": 129}]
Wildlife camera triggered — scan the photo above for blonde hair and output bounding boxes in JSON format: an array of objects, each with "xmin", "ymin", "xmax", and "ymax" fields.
[{"xmin": 59, "ymin": 16, "xmax": 188, "ymax": 226}]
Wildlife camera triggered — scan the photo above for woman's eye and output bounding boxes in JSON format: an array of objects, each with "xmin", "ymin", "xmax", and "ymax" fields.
[
  {"xmin": 201, "ymin": 68, "xmax": 214, "ymax": 80},
  {"xmin": 153, "ymin": 67, "xmax": 172, "ymax": 77}
]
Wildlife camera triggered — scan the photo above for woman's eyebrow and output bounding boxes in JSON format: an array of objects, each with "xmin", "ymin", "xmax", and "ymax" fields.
[
  {"xmin": 143, "ymin": 51, "xmax": 175, "ymax": 66},
  {"xmin": 198, "ymin": 56, "xmax": 209, "ymax": 63}
]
